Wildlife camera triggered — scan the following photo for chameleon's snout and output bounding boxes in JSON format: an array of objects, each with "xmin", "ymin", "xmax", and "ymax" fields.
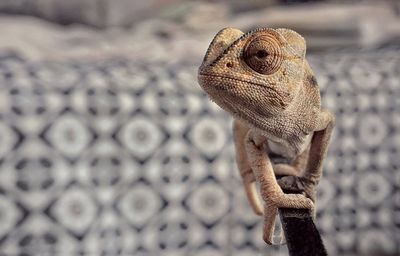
[
  {"xmin": 198, "ymin": 28, "xmax": 244, "ymax": 92},
  {"xmin": 201, "ymin": 27, "xmax": 243, "ymax": 67}
]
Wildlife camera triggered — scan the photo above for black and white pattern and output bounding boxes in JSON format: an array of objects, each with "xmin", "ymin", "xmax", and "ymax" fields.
[{"xmin": 0, "ymin": 49, "xmax": 398, "ymax": 255}]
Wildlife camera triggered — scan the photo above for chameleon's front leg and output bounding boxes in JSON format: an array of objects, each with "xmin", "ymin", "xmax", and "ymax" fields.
[
  {"xmin": 233, "ymin": 119, "xmax": 263, "ymax": 215},
  {"xmin": 279, "ymin": 110, "xmax": 335, "ymax": 202},
  {"xmin": 245, "ymin": 130, "xmax": 314, "ymax": 244}
]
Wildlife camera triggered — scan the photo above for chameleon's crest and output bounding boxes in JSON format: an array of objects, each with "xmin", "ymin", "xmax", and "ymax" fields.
[{"xmin": 275, "ymin": 28, "xmax": 306, "ymax": 59}]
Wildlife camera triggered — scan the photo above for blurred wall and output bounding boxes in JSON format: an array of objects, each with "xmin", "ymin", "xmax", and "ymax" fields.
[{"xmin": 0, "ymin": 1, "xmax": 399, "ymax": 256}]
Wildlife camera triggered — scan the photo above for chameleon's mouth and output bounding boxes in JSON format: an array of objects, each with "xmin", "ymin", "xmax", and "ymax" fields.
[
  {"xmin": 198, "ymin": 73, "xmax": 282, "ymax": 98},
  {"xmin": 197, "ymin": 75, "xmax": 278, "ymax": 125},
  {"xmin": 197, "ymin": 72, "xmax": 291, "ymax": 116}
]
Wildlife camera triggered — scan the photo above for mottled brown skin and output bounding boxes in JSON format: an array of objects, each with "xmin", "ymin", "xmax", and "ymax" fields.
[{"xmin": 198, "ymin": 28, "xmax": 335, "ymax": 244}]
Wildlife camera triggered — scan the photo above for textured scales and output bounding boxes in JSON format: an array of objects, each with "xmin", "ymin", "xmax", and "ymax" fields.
[{"xmin": 198, "ymin": 27, "xmax": 335, "ymax": 244}]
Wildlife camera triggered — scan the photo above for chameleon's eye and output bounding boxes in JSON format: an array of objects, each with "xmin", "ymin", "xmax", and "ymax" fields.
[{"xmin": 243, "ymin": 34, "xmax": 283, "ymax": 75}]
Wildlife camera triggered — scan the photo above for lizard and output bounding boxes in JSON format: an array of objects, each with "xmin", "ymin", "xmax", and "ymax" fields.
[{"xmin": 197, "ymin": 27, "xmax": 335, "ymax": 244}]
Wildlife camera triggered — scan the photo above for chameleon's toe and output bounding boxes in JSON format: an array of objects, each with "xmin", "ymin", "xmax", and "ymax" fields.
[{"xmin": 273, "ymin": 193, "xmax": 314, "ymax": 212}]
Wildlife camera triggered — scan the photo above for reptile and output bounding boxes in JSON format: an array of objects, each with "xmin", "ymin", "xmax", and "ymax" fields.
[{"xmin": 197, "ymin": 27, "xmax": 335, "ymax": 244}]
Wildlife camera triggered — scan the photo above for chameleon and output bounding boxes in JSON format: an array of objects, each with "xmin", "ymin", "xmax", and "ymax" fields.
[{"xmin": 197, "ymin": 27, "xmax": 335, "ymax": 244}]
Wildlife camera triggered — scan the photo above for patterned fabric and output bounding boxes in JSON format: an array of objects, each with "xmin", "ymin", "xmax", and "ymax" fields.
[{"xmin": 0, "ymin": 49, "xmax": 398, "ymax": 256}]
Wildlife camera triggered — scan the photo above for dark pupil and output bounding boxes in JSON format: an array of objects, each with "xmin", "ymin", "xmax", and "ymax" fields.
[{"xmin": 256, "ymin": 50, "xmax": 268, "ymax": 58}]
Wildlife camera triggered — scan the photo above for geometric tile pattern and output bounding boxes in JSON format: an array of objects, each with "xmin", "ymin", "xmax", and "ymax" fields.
[{"xmin": 0, "ymin": 49, "xmax": 398, "ymax": 256}]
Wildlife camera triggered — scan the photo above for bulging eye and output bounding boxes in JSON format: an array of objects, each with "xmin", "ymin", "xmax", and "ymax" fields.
[{"xmin": 243, "ymin": 34, "xmax": 283, "ymax": 75}]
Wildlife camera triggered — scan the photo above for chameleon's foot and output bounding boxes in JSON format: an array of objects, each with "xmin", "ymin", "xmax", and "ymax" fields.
[
  {"xmin": 273, "ymin": 192, "xmax": 314, "ymax": 210},
  {"xmin": 277, "ymin": 175, "xmax": 316, "ymax": 202},
  {"xmin": 261, "ymin": 192, "xmax": 314, "ymax": 244}
]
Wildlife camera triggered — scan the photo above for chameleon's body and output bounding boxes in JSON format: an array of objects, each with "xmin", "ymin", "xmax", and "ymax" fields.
[{"xmin": 197, "ymin": 28, "xmax": 335, "ymax": 244}]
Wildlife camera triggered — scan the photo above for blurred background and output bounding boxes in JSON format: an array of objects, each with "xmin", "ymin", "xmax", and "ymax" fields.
[{"xmin": 0, "ymin": 0, "xmax": 399, "ymax": 255}]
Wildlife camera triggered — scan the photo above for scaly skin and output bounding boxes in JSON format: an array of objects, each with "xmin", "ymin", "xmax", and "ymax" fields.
[{"xmin": 198, "ymin": 28, "xmax": 335, "ymax": 244}]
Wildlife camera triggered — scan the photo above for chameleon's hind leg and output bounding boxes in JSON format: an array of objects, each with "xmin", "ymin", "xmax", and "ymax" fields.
[
  {"xmin": 273, "ymin": 144, "xmax": 309, "ymax": 177},
  {"xmin": 278, "ymin": 110, "xmax": 335, "ymax": 204},
  {"xmin": 245, "ymin": 130, "xmax": 313, "ymax": 244},
  {"xmin": 276, "ymin": 145, "xmax": 311, "ymax": 203}
]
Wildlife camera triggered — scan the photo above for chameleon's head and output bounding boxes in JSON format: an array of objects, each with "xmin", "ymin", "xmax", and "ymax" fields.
[{"xmin": 198, "ymin": 27, "xmax": 307, "ymax": 120}]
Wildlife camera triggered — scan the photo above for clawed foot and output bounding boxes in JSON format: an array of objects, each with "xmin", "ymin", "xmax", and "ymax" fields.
[
  {"xmin": 278, "ymin": 175, "xmax": 316, "ymax": 202},
  {"xmin": 262, "ymin": 175, "xmax": 318, "ymax": 244},
  {"xmin": 262, "ymin": 192, "xmax": 314, "ymax": 244}
]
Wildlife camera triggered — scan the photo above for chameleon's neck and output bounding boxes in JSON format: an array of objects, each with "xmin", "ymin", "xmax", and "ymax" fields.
[{"xmin": 234, "ymin": 60, "xmax": 321, "ymax": 151}]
